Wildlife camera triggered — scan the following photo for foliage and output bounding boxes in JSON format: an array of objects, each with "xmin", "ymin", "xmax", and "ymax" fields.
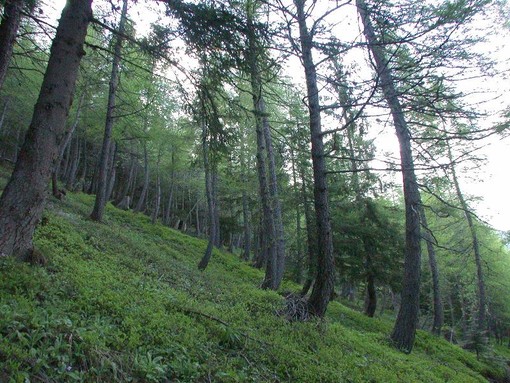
[{"xmin": 0, "ymin": 188, "xmax": 507, "ymax": 382}]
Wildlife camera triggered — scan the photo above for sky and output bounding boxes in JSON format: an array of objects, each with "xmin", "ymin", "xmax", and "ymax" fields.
[{"xmin": 41, "ymin": 0, "xmax": 510, "ymax": 232}]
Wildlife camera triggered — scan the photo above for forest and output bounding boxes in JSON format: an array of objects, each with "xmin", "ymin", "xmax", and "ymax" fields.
[{"xmin": 0, "ymin": 0, "xmax": 510, "ymax": 381}]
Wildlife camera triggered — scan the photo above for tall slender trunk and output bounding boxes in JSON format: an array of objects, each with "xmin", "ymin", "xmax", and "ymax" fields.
[
  {"xmin": 66, "ymin": 136, "xmax": 81, "ymax": 189},
  {"xmin": 245, "ymin": 7, "xmax": 281, "ymax": 289},
  {"xmin": 134, "ymin": 142, "xmax": 149, "ymax": 213},
  {"xmin": 151, "ymin": 155, "xmax": 161, "ymax": 224},
  {"xmin": 241, "ymin": 141, "xmax": 251, "ymax": 261},
  {"xmin": 163, "ymin": 151, "xmax": 175, "ymax": 225},
  {"xmin": 105, "ymin": 142, "xmax": 117, "ymax": 202},
  {"xmin": 357, "ymin": 0, "xmax": 422, "ymax": 352},
  {"xmin": 299, "ymin": 163, "xmax": 316, "ymax": 296},
  {"xmin": 212, "ymin": 171, "xmax": 220, "ymax": 247},
  {"xmin": 52, "ymin": 91, "xmax": 85, "ymax": 198},
  {"xmin": 262, "ymin": 106, "xmax": 286, "ymax": 285},
  {"xmin": 294, "ymin": 0, "xmax": 335, "ymax": 316},
  {"xmin": 419, "ymin": 205, "xmax": 444, "ymax": 336},
  {"xmin": 90, "ymin": 0, "xmax": 128, "ymax": 221},
  {"xmin": 447, "ymin": 144, "xmax": 486, "ymax": 333},
  {"xmin": 115, "ymin": 153, "xmax": 135, "ymax": 208},
  {"xmin": 0, "ymin": 0, "xmax": 24, "ymax": 89},
  {"xmin": 198, "ymin": 114, "xmax": 216, "ymax": 270},
  {"xmin": 0, "ymin": 0, "xmax": 92, "ymax": 260},
  {"xmin": 290, "ymin": 146, "xmax": 303, "ymax": 282}
]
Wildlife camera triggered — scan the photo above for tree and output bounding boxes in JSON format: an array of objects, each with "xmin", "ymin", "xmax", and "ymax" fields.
[
  {"xmin": 0, "ymin": 0, "xmax": 25, "ymax": 89},
  {"xmin": 357, "ymin": 0, "xmax": 423, "ymax": 352},
  {"xmin": 0, "ymin": 0, "xmax": 93, "ymax": 260},
  {"xmin": 293, "ymin": 0, "xmax": 336, "ymax": 317},
  {"xmin": 90, "ymin": 0, "xmax": 129, "ymax": 222},
  {"xmin": 245, "ymin": 1, "xmax": 286, "ymax": 289}
]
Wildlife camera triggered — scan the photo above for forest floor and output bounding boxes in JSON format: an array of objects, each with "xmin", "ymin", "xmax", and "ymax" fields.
[{"xmin": 1, "ymin": 169, "xmax": 509, "ymax": 382}]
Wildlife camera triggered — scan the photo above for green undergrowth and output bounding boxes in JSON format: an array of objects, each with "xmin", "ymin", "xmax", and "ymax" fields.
[{"xmin": 0, "ymin": 192, "xmax": 507, "ymax": 382}]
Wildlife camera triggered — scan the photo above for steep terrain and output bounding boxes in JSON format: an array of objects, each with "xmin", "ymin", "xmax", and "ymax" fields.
[{"xmin": 0, "ymin": 175, "xmax": 508, "ymax": 381}]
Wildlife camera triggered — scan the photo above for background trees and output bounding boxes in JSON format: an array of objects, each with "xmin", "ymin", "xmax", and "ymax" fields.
[{"xmin": 0, "ymin": 0, "xmax": 509, "ymax": 355}]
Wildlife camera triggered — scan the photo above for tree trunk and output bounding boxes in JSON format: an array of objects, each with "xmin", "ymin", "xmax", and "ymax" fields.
[
  {"xmin": 357, "ymin": 0, "xmax": 422, "ymax": 352},
  {"xmin": 0, "ymin": 0, "xmax": 92, "ymax": 260},
  {"xmin": 0, "ymin": 0, "xmax": 24, "ymax": 90},
  {"xmin": 105, "ymin": 142, "xmax": 117, "ymax": 202},
  {"xmin": 364, "ymin": 255, "xmax": 377, "ymax": 317},
  {"xmin": 294, "ymin": 0, "xmax": 335, "ymax": 316},
  {"xmin": 66, "ymin": 136, "xmax": 81, "ymax": 190},
  {"xmin": 447, "ymin": 144, "xmax": 486, "ymax": 333},
  {"xmin": 212, "ymin": 171, "xmax": 220, "ymax": 247},
  {"xmin": 262, "ymin": 103, "xmax": 286, "ymax": 285},
  {"xmin": 90, "ymin": 0, "xmax": 128, "ymax": 222},
  {"xmin": 151, "ymin": 159, "xmax": 161, "ymax": 224},
  {"xmin": 290, "ymin": 147, "xmax": 303, "ymax": 282},
  {"xmin": 299, "ymin": 164, "xmax": 316, "ymax": 296},
  {"xmin": 134, "ymin": 143, "xmax": 149, "ymax": 213},
  {"xmin": 0, "ymin": 97, "xmax": 9, "ymax": 136},
  {"xmin": 52, "ymin": 91, "xmax": 85, "ymax": 198},
  {"xmin": 198, "ymin": 115, "xmax": 216, "ymax": 270},
  {"xmin": 245, "ymin": 8, "xmax": 279, "ymax": 289},
  {"xmin": 420, "ymin": 206, "xmax": 444, "ymax": 336}
]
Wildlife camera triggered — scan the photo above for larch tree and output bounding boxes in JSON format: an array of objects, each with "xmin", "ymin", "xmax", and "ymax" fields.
[
  {"xmin": 0, "ymin": 0, "xmax": 25, "ymax": 89},
  {"xmin": 292, "ymin": 0, "xmax": 336, "ymax": 317},
  {"xmin": 0, "ymin": 0, "xmax": 93, "ymax": 260},
  {"xmin": 245, "ymin": 0, "xmax": 286, "ymax": 289},
  {"xmin": 90, "ymin": 0, "xmax": 129, "ymax": 221},
  {"xmin": 357, "ymin": 0, "xmax": 423, "ymax": 352}
]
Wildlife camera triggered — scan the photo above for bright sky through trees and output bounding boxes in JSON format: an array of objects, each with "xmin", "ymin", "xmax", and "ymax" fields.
[{"xmin": 41, "ymin": 0, "xmax": 510, "ymax": 232}]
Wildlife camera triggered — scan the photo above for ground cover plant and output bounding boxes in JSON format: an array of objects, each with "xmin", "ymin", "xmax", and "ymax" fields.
[{"xmin": 0, "ymin": 182, "xmax": 508, "ymax": 382}]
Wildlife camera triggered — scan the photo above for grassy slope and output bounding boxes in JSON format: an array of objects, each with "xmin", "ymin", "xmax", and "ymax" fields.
[{"xmin": 0, "ymin": 188, "xmax": 507, "ymax": 382}]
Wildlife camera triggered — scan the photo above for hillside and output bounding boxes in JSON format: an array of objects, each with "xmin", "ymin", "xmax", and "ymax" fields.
[{"xmin": 0, "ymin": 183, "xmax": 508, "ymax": 383}]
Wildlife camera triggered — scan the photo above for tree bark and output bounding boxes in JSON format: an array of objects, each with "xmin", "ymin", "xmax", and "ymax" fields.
[
  {"xmin": 299, "ymin": 163, "xmax": 316, "ymax": 296},
  {"xmin": 90, "ymin": 0, "xmax": 128, "ymax": 221},
  {"xmin": 52, "ymin": 91, "xmax": 85, "ymax": 198},
  {"xmin": 0, "ymin": 0, "xmax": 92, "ymax": 259},
  {"xmin": 294, "ymin": 0, "xmax": 335, "ymax": 316},
  {"xmin": 0, "ymin": 0, "xmax": 24, "ymax": 90},
  {"xmin": 66, "ymin": 136, "xmax": 81, "ymax": 190},
  {"xmin": 134, "ymin": 142, "xmax": 150, "ymax": 213},
  {"xmin": 357, "ymin": 0, "xmax": 422, "ymax": 352},
  {"xmin": 198, "ymin": 113, "xmax": 216, "ymax": 270},
  {"xmin": 151, "ymin": 156, "xmax": 161, "ymax": 224},
  {"xmin": 105, "ymin": 142, "xmax": 117, "ymax": 202},
  {"xmin": 447, "ymin": 144, "xmax": 486, "ymax": 333},
  {"xmin": 238, "ymin": 126, "xmax": 251, "ymax": 261},
  {"xmin": 245, "ymin": 7, "xmax": 281, "ymax": 289},
  {"xmin": 420, "ymin": 206, "xmax": 444, "ymax": 336}
]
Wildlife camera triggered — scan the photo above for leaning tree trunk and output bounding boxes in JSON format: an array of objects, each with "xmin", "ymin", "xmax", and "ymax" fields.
[
  {"xmin": 294, "ymin": 0, "xmax": 335, "ymax": 317},
  {"xmin": 447, "ymin": 144, "xmax": 486, "ymax": 333},
  {"xmin": 357, "ymin": 0, "xmax": 422, "ymax": 352},
  {"xmin": 90, "ymin": 0, "xmax": 128, "ymax": 221},
  {"xmin": 0, "ymin": 0, "xmax": 92, "ymax": 260},
  {"xmin": 0, "ymin": 0, "xmax": 24, "ymax": 90},
  {"xmin": 419, "ymin": 205, "xmax": 444, "ymax": 336}
]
